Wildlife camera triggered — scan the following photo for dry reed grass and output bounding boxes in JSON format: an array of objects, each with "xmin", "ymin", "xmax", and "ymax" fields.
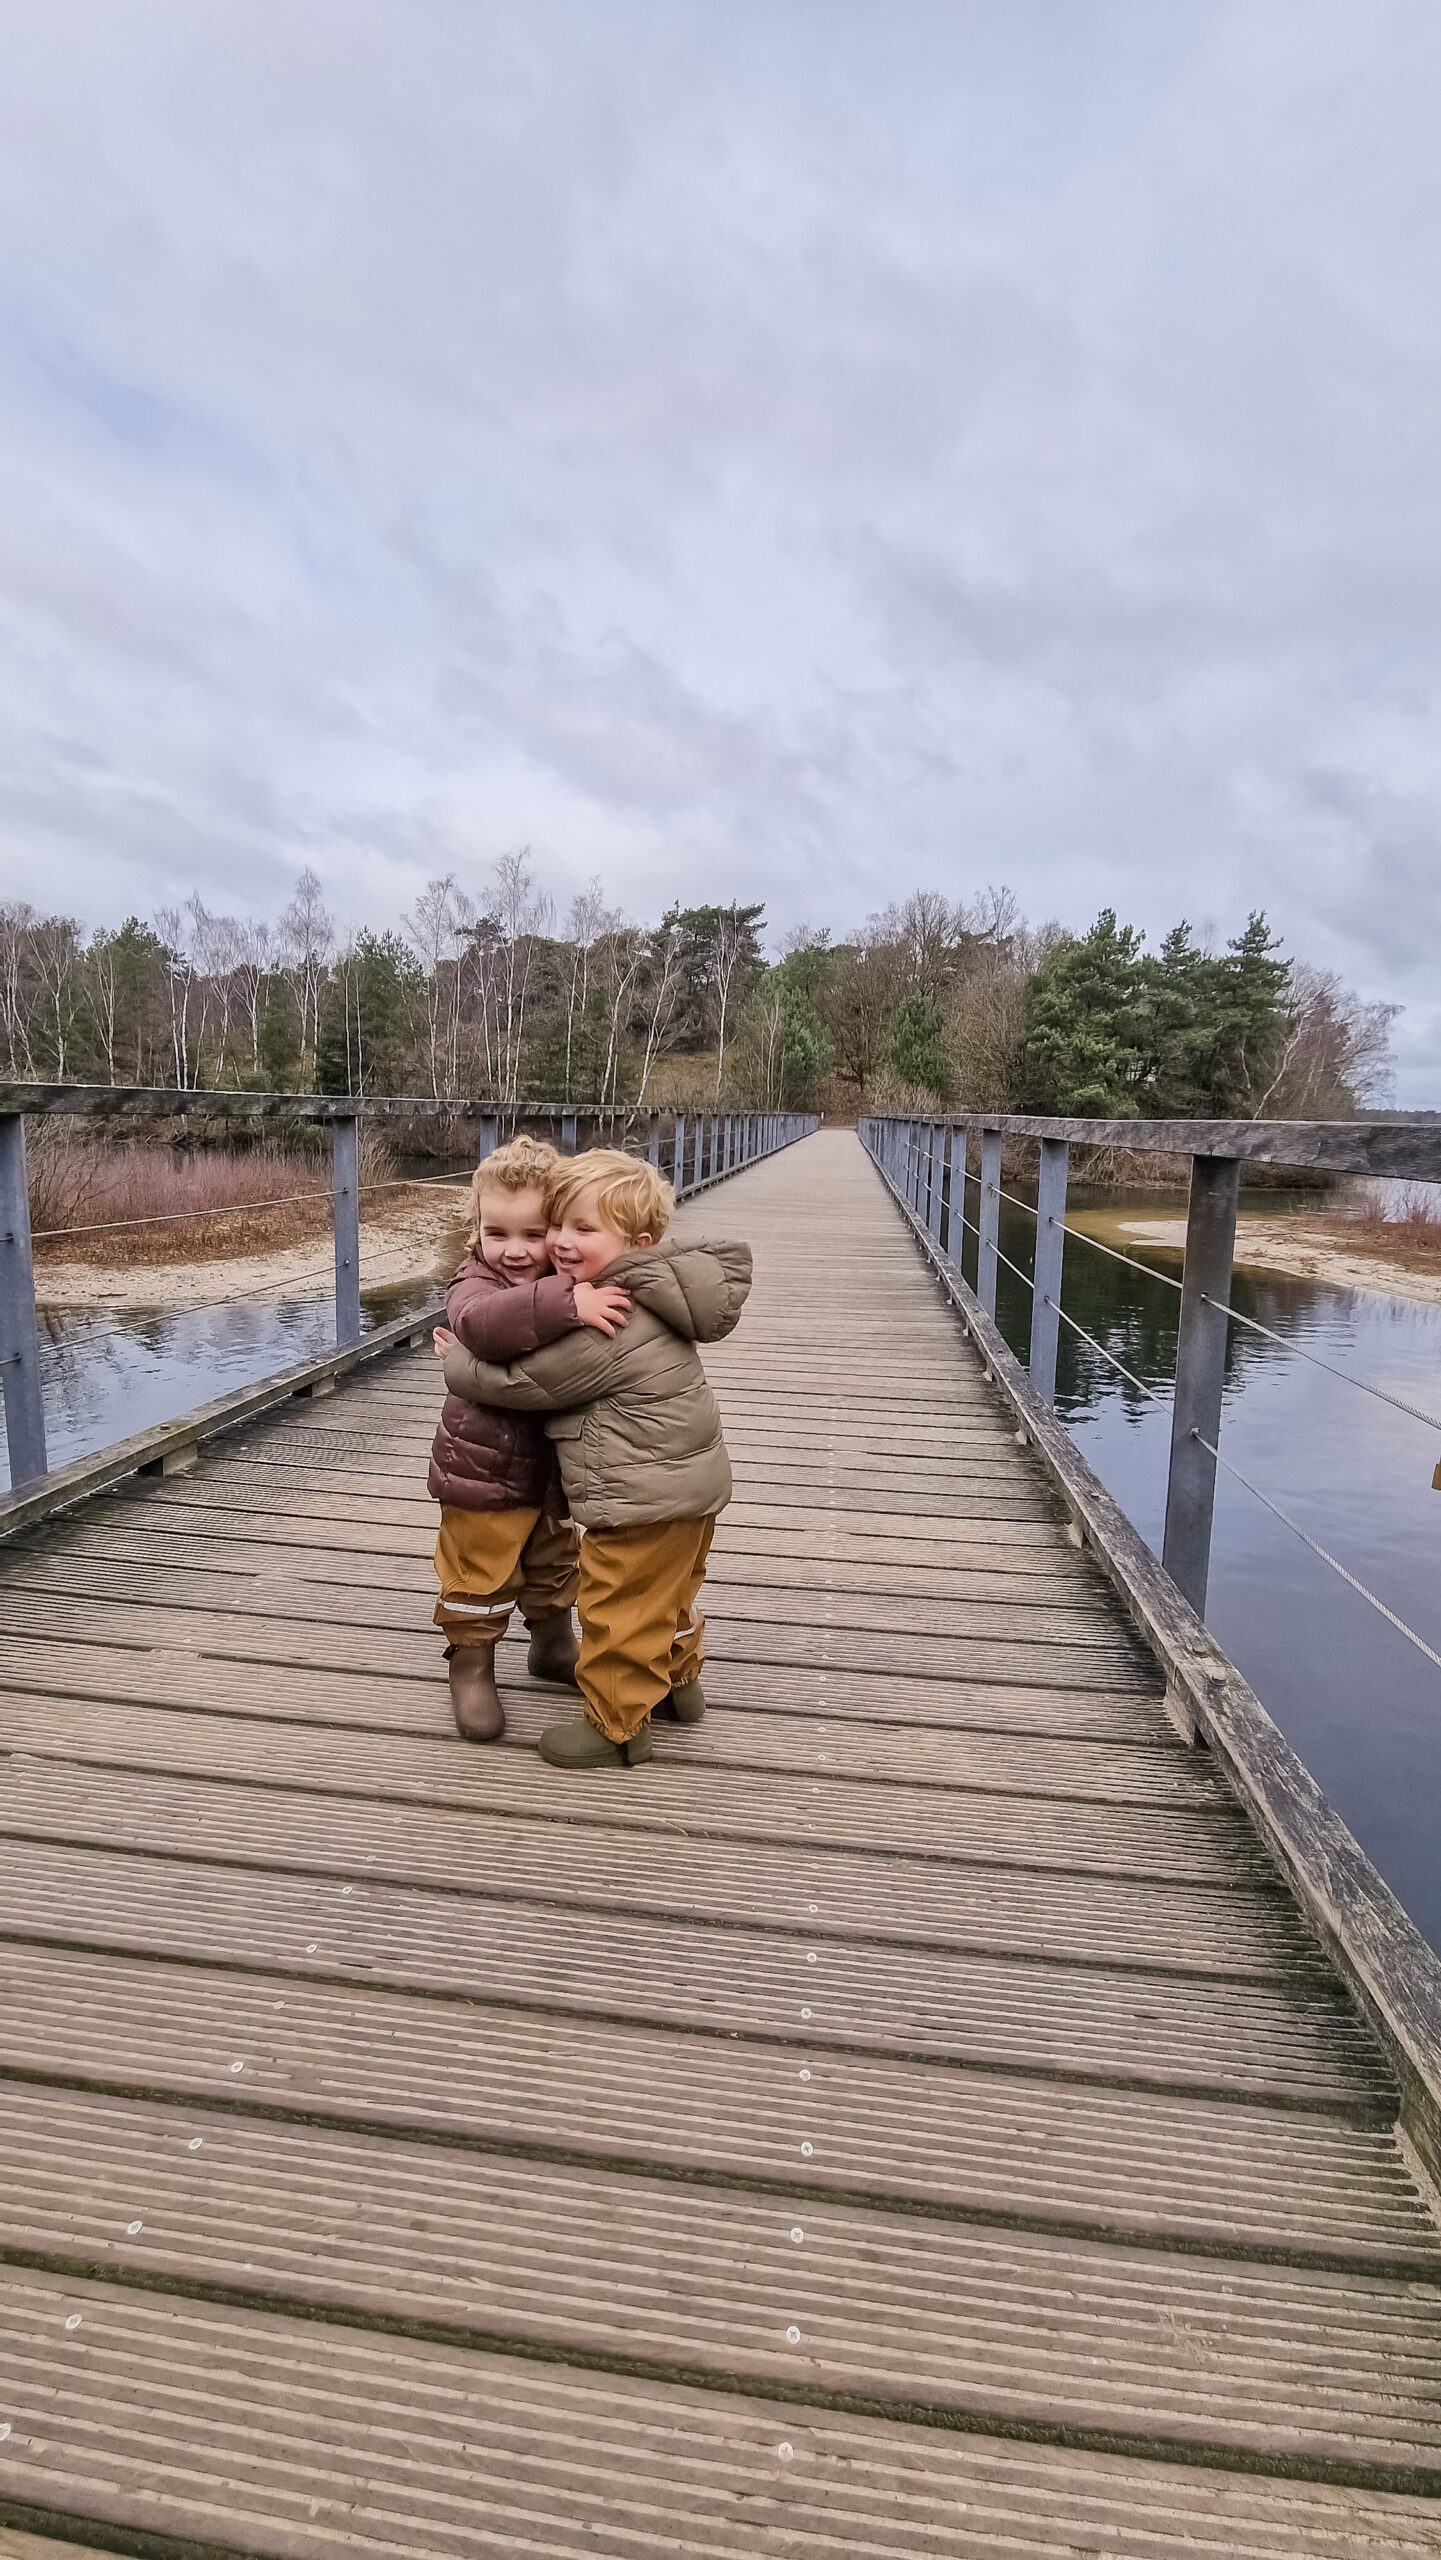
[
  {"xmin": 1316, "ymin": 1183, "xmax": 1441, "ymax": 1268},
  {"xmin": 26, "ymin": 1124, "xmax": 396, "ymax": 1265}
]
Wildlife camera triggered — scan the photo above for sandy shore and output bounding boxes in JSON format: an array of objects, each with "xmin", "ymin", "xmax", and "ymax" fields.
[
  {"xmin": 1081, "ymin": 1214, "xmax": 1441, "ymax": 1308},
  {"xmin": 34, "ymin": 1199, "xmax": 468, "ymax": 1311}
]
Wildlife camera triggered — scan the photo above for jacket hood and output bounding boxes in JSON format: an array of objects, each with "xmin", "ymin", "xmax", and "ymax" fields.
[{"xmin": 605, "ymin": 1237, "xmax": 752, "ymax": 1343}]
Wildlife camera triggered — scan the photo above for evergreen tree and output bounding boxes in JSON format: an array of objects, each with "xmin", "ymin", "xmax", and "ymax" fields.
[
  {"xmin": 887, "ymin": 994, "xmax": 951, "ymax": 1097},
  {"xmin": 316, "ymin": 932, "xmax": 416, "ymax": 1095},
  {"xmin": 1016, "ymin": 910, "xmax": 1149, "ymax": 1114}
]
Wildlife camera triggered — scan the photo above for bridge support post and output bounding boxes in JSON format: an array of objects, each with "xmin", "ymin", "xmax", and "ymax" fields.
[
  {"xmin": 977, "ymin": 1127, "xmax": 1002, "ymax": 1316},
  {"xmin": 332, "ymin": 1115, "xmax": 362, "ymax": 1347},
  {"xmin": 0, "ymin": 1112, "xmax": 47, "ymax": 1487},
  {"xmin": 1028, "ymin": 1137, "xmax": 1070, "ymax": 1402},
  {"xmin": 476, "ymin": 1115, "xmax": 499, "ymax": 1164},
  {"xmin": 928, "ymin": 1125, "xmax": 945, "ymax": 1241},
  {"xmin": 561, "ymin": 1112, "xmax": 578, "ymax": 1156},
  {"xmin": 674, "ymin": 1115, "xmax": 686, "ymax": 1197},
  {"xmin": 1162, "ymin": 1154, "xmax": 1240, "ymax": 1617},
  {"xmin": 938, "ymin": 1125, "xmax": 954, "ymax": 1255},
  {"xmin": 647, "ymin": 1112, "xmax": 660, "ymax": 1167}
]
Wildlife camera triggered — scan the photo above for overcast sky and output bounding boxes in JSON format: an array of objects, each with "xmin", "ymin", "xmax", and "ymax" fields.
[{"xmin": 2, "ymin": 1, "xmax": 1440, "ymax": 1096}]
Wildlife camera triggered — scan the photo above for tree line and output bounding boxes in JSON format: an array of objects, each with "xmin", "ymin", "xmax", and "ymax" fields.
[{"xmin": 0, "ymin": 858, "xmax": 1396, "ymax": 1120}]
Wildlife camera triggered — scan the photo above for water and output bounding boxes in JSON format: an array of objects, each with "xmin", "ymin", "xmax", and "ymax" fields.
[
  {"xmin": 10, "ymin": 1243, "xmax": 464, "ymax": 1493},
  {"xmin": 952, "ymin": 1183, "xmax": 1441, "ymax": 1953}
]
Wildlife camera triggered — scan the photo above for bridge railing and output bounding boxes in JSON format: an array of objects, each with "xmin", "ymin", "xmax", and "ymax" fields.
[
  {"xmin": 863, "ymin": 1110, "xmax": 1441, "ymax": 2182},
  {"xmin": 860, "ymin": 1108, "xmax": 1441, "ymax": 1636},
  {"xmin": 0, "ymin": 1086, "xmax": 818, "ymax": 1494}
]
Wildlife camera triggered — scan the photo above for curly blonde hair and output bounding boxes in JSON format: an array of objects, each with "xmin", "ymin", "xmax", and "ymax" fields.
[
  {"xmin": 466, "ymin": 1134, "xmax": 562, "ymax": 1254},
  {"xmin": 546, "ymin": 1147, "xmax": 673, "ymax": 1245}
]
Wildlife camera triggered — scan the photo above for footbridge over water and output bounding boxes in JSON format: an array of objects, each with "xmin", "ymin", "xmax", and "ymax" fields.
[{"xmin": 0, "ymin": 1113, "xmax": 1439, "ymax": 2556}]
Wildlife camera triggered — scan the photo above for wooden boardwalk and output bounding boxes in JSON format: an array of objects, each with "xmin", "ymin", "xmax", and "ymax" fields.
[{"xmin": 1, "ymin": 1126, "xmax": 1440, "ymax": 2555}]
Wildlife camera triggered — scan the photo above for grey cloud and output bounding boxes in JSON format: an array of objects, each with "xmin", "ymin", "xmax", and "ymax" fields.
[{"xmin": 0, "ymin": 0, "xmax": 1438, "ymax": 1092}]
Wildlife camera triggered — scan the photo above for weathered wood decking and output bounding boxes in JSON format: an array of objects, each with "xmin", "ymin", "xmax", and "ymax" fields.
[{"xmin": 0, "ymin": 1127, "xmax": 1439, "ymax": 2555}]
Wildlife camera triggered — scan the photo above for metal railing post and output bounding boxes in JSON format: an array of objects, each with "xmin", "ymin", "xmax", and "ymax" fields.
[
  {"xmin": 1162, "ymin": 1155, "xmax": 1241, "ymax": 1615},
  {"xmin": 647, "ymin": 1111, "xmax": 660, "ymax": 1168},
  {"xmin": 476, "ymin": 1115, "xmax": 499, "ymax": 1164},
  {"xmin": 561, "ymin": 1111, "xmax": 578, "ymax": 1156},
  {"xmin": 332, "ymin": 1114, "xmax": 362, "ymax": 1347},
  {"xmin": 692, "ymin": 1117, "xmax": 703, "ymax": 1191},
  {"xmin": 0, "ymin": 1113, "xmax": 47, "ymax": 1486},
  {"xmin": 1028, "ymin": 1137, "xmax": 1070, "ymax": 1402},
  {"xmin": 977, "ymin": 1126, "xmax": 1002, "ymax": 1317},
  {"xmin": 928, "ymin": 1124, "xmax": 944, "ymax": 1240},
  {"xmin": 939, "ymin": 1124, "xmax": 956, "ymax": 1255},
  {"xmin": 673, "ymin": 1114, "xmax": 686, "ymax": 1196}
]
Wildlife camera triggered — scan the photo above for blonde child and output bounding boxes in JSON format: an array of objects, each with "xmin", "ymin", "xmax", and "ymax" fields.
[
  {"xmin": 441, "ymin": 1148, "xmax": 751, "ymax": 1769},
  {"xmin": 428, "ymin": 1135, "xmax": 631, "ymax": 1742}
]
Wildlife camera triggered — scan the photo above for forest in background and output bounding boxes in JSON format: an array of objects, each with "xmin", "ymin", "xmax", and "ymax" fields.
[{"xmin": 0, "ymin": 854, "xmax": 1399, "ymax": 1126}]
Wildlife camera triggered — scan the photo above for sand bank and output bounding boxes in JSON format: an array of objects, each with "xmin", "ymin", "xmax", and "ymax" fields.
[
  {"xmin": 35, "ymin": 1199, "xmax": 466, "ymax": 1312},
  {"xmin": 1081, "ymin": 1214, "xmax": 1441, "ymax": 1309}
]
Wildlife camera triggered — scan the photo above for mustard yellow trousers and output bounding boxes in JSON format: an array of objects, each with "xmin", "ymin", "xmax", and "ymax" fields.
[
  {"xmin": 576, "ymin": 1515, "xmax": 716, "ymax": 1743},
  {"xmin": 433, "ymin": 1506, "xmax": 580, "ymax": 1650}
]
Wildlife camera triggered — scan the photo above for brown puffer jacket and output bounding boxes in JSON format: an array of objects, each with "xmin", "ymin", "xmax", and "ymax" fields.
[
  {"xmin": 428, "ymin": 1257, "xmax": 581, "ymax": 1512},
  {"xmin": 441, "ymin": 1238, "xmax": 751, "ymax": 1529}
]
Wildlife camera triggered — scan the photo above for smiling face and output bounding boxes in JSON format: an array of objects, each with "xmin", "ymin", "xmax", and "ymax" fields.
[
  {"xmin": 476, "ymin": 1183, "xmax": 553, "ymax": 1282},
  {"xmin": 549, "ymin": 1182, "xmax": 653, "ymax": 1285}
]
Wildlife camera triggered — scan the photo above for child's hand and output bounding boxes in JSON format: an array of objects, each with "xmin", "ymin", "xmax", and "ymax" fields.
[
  {"xmin": 572, "ymin": 1281, "xmax": 632, "ymax": 1337},
  {"xmin": 432, "ymin": 1325, "xmax": 458, "ymax": 1358}
]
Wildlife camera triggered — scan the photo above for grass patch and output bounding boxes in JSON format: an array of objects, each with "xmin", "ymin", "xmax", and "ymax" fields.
[{"xmin": 27, "ymin": 1126, "xmax": 396, "ymax": 1266}]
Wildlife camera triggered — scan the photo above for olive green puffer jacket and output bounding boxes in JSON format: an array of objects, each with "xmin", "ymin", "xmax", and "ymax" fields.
[{"xmin": 441, "ymin": 1237, "xmax": 752, "ymax": 1529}]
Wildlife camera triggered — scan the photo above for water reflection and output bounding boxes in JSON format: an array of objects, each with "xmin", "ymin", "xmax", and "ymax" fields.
[
  {"xmin": 11, "ymin": 1260, "xmax": 452, "ymax": 1496},
  {"xmin": 953, "ymin": 1175, "xmax": 1441, "ymax": 1955}
]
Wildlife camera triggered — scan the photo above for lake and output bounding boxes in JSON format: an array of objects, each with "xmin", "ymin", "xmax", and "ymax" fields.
[{"xmin": 970, "ymin": 1185, "xmax": 1441, "ymax": 1955}]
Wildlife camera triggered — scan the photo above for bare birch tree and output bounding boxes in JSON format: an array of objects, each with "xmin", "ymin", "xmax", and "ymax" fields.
[
  {"xmin": 279, "ymin": 869, "xmax": 335, "ymax": 1084},
  {"xmin": 404, "ymin": 875, "xmax": 475, "ymax": 1099},
  {"xmin": 233, "ymin": 919, "xmax": 274, "ymax": 1074}
]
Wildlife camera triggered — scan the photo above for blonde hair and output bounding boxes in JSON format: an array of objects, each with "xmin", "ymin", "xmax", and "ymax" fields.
[
  {"xmin": 546, "ymin": 1147, "xmax": 673, "ymax": 1246},
  {"xmin": 467, "ymin": 1134, "xmax": 562, "ymax": 1253}
]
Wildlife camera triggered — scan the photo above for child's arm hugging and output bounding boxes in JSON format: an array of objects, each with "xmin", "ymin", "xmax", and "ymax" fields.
[
  {"xmin": 442, "ymin": 1323, "xmax": 625, "ymax": 1413},
  {"xmin": 444, "ymin": 1268, "xmax": 631, "ymax": 1364}
]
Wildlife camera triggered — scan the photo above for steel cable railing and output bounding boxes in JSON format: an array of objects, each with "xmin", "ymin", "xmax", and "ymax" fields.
[
  {"xmin": 997, "ymin": 1160, "xmax": 1441, "ymax": 1438},
  {"xmin": 1193, "ymin": 1428, "xmax": 1441, "ymax": 1676},
  {"xmin": 31, "ymin": 1166, "xmax": 479, "ymax": 1244},
  {"xmin": 3, "ymin": 1105, "xmax": 819, "ymax": 1492},
  {"xmin": 865, "ymin": 1111, "xmax": 1441, "ymax": 1680}
]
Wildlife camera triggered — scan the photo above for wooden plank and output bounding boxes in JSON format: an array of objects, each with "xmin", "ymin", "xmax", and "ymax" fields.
[
  {"xmin": 36, "ymin": 1507, "xmax": 1098, "ymax": 1599},
  {"xmin": 4, "ymin": 2085, "xmax": 1441, "ymax": 2482},
  {"xmin": 8, "ymin": 2274, "xmax": 1441, "ymax": 2555},
  {"xmin": 0, "ymin": 1750, "xmax": 1288, "ymax": 1918},
  {"xmin": 3, "ymin": 1940, "xmax": 1430, "ymax": 2268},
  {"xmin": 0, "ymin": 1684, "xmax": 1222, "ymax": 1805},
  {"xmin": 0, "ymin": 1837, "xmax": 1385, "ymax": 2104},
  {"xmin": 0, "ymin": 1547, "xmax": 1143, "ymax": 1655},
  {"xmin": 0, "ymin": 1585, "xmax": 1154, "ymax": 1693},
  {"xmin": 0, "ymin": 1630, "xmax": 1167, "ymax": 1741}
]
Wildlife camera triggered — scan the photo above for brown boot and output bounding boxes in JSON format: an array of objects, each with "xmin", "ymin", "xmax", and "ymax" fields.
[
  {"xmin": 447, "ymin": 1643, "xmax": 505, "ymax": 1743},
  {"xmin": 526, "ymin": 1606, "xmax": 580, "ymax": 1687}
]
